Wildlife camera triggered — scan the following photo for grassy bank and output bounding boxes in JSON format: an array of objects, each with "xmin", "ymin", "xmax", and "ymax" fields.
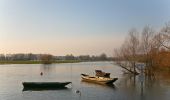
[{"xmin": 0, "ymin": 60, "xmax": 82, "ymax": 65}]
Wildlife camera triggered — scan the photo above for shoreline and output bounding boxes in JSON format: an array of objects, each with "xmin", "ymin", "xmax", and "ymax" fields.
[
  {"xmin": 0, "ymin": 60, "xmax": 82, "ymax": 65},
  {"xmin": 0, "ymin": 60, "xmax": 112, "ymax": 65}
]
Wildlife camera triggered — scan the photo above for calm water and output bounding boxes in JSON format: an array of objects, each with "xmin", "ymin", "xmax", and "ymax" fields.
[{"xmin": 0, "ymin": 61, "xmax": 170, "ymax": 100}]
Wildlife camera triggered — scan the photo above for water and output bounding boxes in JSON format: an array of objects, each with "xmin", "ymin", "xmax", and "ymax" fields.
[{"xmin": 0, "ymin": 61, "xmax": 170, "ymax": 100}]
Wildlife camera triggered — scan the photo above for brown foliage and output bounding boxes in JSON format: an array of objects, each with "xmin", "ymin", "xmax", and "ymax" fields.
[{"xmin": 153, "ymin": 50, "xmax": 170, "ymax": 69}]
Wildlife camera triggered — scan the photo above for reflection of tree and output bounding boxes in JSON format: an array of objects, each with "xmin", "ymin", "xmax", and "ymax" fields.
[
  {"xmin": 40, "ymin": 64, "xmax": 55, "ymax": 73},
  {"xmin": 118, "ymin": 73, "xmax": 166, "ymax": 100},
  {"xmin": 155, "ymin": 71, "xmax": 170, "ymax": 85},
  {"xmin": 121, "ymin": 74, "xmax": 137, "ymax": 89}
]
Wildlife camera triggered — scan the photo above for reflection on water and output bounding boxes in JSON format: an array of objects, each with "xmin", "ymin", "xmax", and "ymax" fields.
[
  {"xmin": 0, "ymin": 62, "xmax": 170, "ymax": 100},
  {"xmin": 118, "ymin": 73, "xmax": 168, "ymax": 100},
  {"xmin": 23, "ymin": 87, "xmax": 70, "ymax": 91},
  {"xmin": 40, "ymin": 64, "xmax": 56, "ymax": 72},
  {"xmin": 81, "ymin": 80, "xmax": 116, "ymax": 90}
]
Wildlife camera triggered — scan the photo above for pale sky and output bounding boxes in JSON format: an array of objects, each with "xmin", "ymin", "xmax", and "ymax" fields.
[{"xmin": 0, "ymin": 0, "xmax": 170, "ymax": 56}]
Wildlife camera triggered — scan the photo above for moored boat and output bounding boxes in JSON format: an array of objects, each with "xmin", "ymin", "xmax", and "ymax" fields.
[
  {"xmin": 22, "ymin": 82, "xmax": 71, "ymax": 89},
  {"xmin": 81, "ymin": 74, "xmax": 118, "ymax": 85}
]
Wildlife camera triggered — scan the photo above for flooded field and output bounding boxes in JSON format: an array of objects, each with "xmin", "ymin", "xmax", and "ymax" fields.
[{"xmin": 0, "ymin": 62, "xmax": 170, "ymax": 100}]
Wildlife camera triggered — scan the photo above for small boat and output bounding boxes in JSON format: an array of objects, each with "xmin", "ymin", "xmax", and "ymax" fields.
[
  {"xmin": 22, "ymin": 82, "xmax": 71, "ymax": 89},
  {"xmin": 23, "ymin": 86, "xmax": 68, "ymax": 91},
  {"xmin": 95, "ymin": 70, "xmax": 110, "ymax": 78},
  {"xmin": 81, "ymin": 74, "xmax": 118, "ymax": 85}
]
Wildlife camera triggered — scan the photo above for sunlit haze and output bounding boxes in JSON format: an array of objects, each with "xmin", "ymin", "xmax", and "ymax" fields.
[{"xmin": 0, "ymin": 0, "xmax": 170, "ymax": 56}]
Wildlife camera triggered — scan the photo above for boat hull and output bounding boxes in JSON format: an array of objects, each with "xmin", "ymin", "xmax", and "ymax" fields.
[
  {"xmin": 81, "ymin": 74, "xmax": 118, "ymax": 85},
  {"xmin": 22, "ymin": 82, "xmax": 71, "ymax": 89}
]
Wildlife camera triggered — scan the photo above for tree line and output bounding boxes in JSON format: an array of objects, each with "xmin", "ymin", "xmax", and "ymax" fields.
[{"xmin": 0, "ymin": 53, "xmax": 112, "ymax": 62}]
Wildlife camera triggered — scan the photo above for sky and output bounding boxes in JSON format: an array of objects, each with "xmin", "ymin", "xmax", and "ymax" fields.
[{"xmin": 0, "ymin": 0, "xmax": 170, "ymax": 56}]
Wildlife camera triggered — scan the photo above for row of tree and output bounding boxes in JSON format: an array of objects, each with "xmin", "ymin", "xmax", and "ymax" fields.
[
  {"xmin": 114, "ymin": 22, "xmax": 170, "ymax": 75},
  {"xmin": 63, "ymin": 53, "xmax": 111, "ymax": 61},
  {"xmin": 0, "ymin": 53, "xmax": 112, "ymax": 62},
  {"xmin": 40, "ymin": 53, "xmax": 112, "ymax": 64}
]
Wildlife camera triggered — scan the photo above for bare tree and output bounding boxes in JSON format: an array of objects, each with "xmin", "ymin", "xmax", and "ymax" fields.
[
  {"xmin": 128, "ymin": 28, "xmax": 140, "ymax": 73},
  {"xmin": 157, "ymin": 22, "xmax": 170, "ymax": 50},
  {"xmin": 140, "ymin": 26, "xmax": 155, "ymax": 75},
  {"xmin": 114, "ymin": 28, "xmax": 139, "ymax": 75}
]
